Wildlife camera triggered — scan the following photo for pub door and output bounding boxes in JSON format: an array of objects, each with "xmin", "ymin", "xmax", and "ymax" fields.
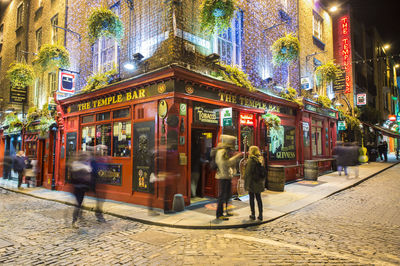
[{"xmin": 191, "ymin": 129, "xmax": 218, "ymax": 200}]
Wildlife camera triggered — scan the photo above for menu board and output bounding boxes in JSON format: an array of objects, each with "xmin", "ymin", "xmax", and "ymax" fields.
[{"xmin": 269, "ymin": 126, "xmax": 296, "ymax": 160}]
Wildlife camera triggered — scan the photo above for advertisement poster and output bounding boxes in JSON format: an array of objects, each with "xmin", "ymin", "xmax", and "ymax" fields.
[{"xmin": 269, "ymin": 126, "xmax": 296, "ymax": 160}]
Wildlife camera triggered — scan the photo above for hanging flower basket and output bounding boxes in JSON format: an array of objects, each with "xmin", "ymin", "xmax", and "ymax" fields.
[
  {"xmin": 38, "ymin": 116, "xmax": 56, "ymax": 138},
  {"xmin": 271, "ymin": 33, "xmax": 300, "ymax": 66},
  {"xmin": 33, "ymin": 43, "xmax": 70, "ymax": 71},
  {"xmin": 262, "ymin": 112, "xmax": 281, "ymax": 131},
  {"xmin": 316, "ymin": 95, "xmax": 333, "ymax": 109},
  {"xmin": 88, "ymin": 6, "xmax": 124, "ymax": 44},
  {"xmin": 2, "ymin": 113, "xmax": 23, "ymax": 134},
  {"xmin": 315, "ymin": 61, "xmax": 338, "ymax": 86},
  {"xmin": 82, "ymin": 67, "xmax": 118, "ymax": 92},
  {"xmin": 199, "ymin": 0, "xmax": 237, "ymax": 34},
  {"xmin": 6, "ymin": 62, "xmax": 35, "ymax": 88}
]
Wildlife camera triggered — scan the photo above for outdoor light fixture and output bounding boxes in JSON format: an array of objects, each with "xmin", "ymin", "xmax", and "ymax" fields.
[
  {"xmin": 123, "ymin": 62, "xmax": 135, "ymax": 70},
  {"xmin": 329, "ymin": 6, "xmax": 338, "ymax": 12},
  {"xmin": 395, "ymin": 64, "xmax": 399, "ymax": 68},
  {"xmin": 384, "ymin": 44, "xmax": 390, "ymax": 50},
  {"xmin": 133, "ymin": 52, "xmax": 144, "ymax": 61},
  {"xmin": 206, "ymin": 53, "xmax": 220, "ymax": 62},
  {"xmin": 4, "ymin": 108, "xmax": 14, "ymax": 114}
]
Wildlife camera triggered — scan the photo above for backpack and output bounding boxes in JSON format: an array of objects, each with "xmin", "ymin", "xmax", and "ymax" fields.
[{"xmin": 209, "ymin": 148, "xmax": 218, "ymax": 170}]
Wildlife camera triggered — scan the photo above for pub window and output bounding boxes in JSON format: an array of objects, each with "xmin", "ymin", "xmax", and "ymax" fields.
[
  {"xmin": 96, "ymin": 124, "xmax": 112, "ymax": 156},
  {"xmin": 81, "ymin": 125, "xmax": 95, "ymax": 151},
  {"xmin": 113, "ymin": 108, "xmax": 130, "ymax": 119},
  {"xmin": 34, "ymin": 78, "xmax": 40, "ymax": 107},
  {"xmin": 269, "ymin": 125, "xmax": 296, "ymax": 160},
  {"xmin": 17, "ymin": 3, "xmax": 24, "ymax": 28},
  {"xmin": 97, "ymin": 112, "xmax": 110, "ymax": 121},
  {"xmin": 36, "ymin": 28, "xmax": 42, "ymax": 52},
  {"xmin": 213, "ymin": 10, "xmax": 243, "ymax": 67},
  {"xmin": 82, "ymin": 115, "xmax": 95, "ymax": 124},
  {"xmin": 51, "ymin": 14, "xmax": 58, "ymax": 44},
  {"xmin": 311, "ymin": 119, "xmax": 322, "ymax": 156},
  {"xmin": 113, "ymin": 121, "xmax": 131, "ymax": 157},
  {"xmin": 313, "ymin": 11, "xmax": 323, "ymax": 40},
  {"xmin": 92, "ymin": 2, "xmax": 120, "ymax": 73}
]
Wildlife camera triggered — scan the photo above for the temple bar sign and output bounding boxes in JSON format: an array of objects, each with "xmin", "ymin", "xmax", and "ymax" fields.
[{"xmin": 67, "ymin": 88, "xmax": 147, "ymax": 113}]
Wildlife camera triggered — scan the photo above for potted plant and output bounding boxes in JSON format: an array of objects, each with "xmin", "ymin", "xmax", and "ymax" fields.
[
  {"xmin": 262, "ymin": 111, "xmax": 281, "ymax": 131},
  {"xmin": 33, "ymin": 43, "xmax": 70, "ymax": 71},
  {"xmin": 38, "ymin": 115, "xmax": 56, "ymax": 139},
  {"xmin": 6, "ymin": 62, "xmax": 35, "ymax": 89},
  {"xmin": 199, "ymin": 0, "xmax": 237, "ymax": 34},
  {"xmin": 315, "ymin": 61, "xmax": 338, "ymax": 87},
  {"xmin": 316, "ymin": 95, "xmax": 332, "ymax": 109},
  {"xmin": 82, "ymin": 67, "xmax": 118, "ymax": 92},
  {"xmin": 88, "ymin": 6, "xmax": 124, "ymax": 44},
  {"xmin": 2, "ymin": 113, "xmax": 23, "ymax": 134},
  {"xmin": 271, "ymin": 33, "xmax": 300, "ymax": 67},
  {"xmin": 216, "ymin": 62, "xmax": 256, "ymax": 92},
  {"xmin": 280, "ymin": 87, "xmax": 304, "ymax": 107}
]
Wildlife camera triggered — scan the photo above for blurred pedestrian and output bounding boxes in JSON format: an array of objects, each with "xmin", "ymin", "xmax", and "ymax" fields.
[
  {"xmin": 244, "ymin": 146, "xmax": 267, "ymax": 221},
  {"xmin": 69, "ymin": 151, "xmax": 92, "ymax": 227},
  {"xmin": 378, "ymin": 141, "xmax": 384, "ymax": 161},
  {"xmin": 24, "ymin": 158, "xmax": 38, "ymax": 188},
  {"xmin": 382, "ymin": 141, "xmax": 388, "ymax": 162},
  {"xmin": 333, "ymin": 142, "xmax": 348, "ymax": 176},
  {"xmin": 13, "ymin": 151, "xmax": 28, "ymax": 189},
  {"xmin": 89, "ymin": 145, "xmax": 108, "ymax": 222},
  {"xmin": 211, "ymin": 135, "xmax": 243, "ymax": 221},
  {"xmin": 348, "ymin": 142, "xmax": 360, "ymax": 178}
]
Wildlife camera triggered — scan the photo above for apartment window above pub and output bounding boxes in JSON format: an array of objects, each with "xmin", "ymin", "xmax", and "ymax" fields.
[
  {"xmin": 16, "ymin": 3, "xmax": 24, "ymax": 29},
  {"xmin": 36, "ymin": 28, "xmax": 42, "ymax": 52},
  {"xmin": 0, "ymin": 24, "xmax": 4, "ymax": 44},
  {"xmin": 51, "ymin": 14, "xmax": 58, "ymax": 44},
  {"xmin": 280, "ymin": 0, "xmax": 288, "ymax": 11},
  {"xmin": 15, "ymin": 42, "xmax": 23, "ymax": 62},
  {"xmin": 92, "ymin": 2, "xmax": 120, "ymax": 73},
  {"xmin": 213, "ymin": 10, "xmax": 243, "ymax": 67},
  {"xmin": 313, "ymin": 11, "xmax": 323, "ymax": 41},
  {"xmin": 48, "ymin": 72, "xmax": 57, "ymax": 92},
  {"xmin": 0, "ymin": 57, "xmax": 2, "ymax": 73}
]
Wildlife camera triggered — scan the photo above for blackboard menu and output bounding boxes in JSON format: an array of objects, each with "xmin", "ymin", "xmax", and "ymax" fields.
[
  {"xmin": 269, "ymin": 126, "xmax": 296, "ymax": 160},
  {"xmin": 333, "ymin": 68, "xmax": 346, "ymax": 92},
  {"xmin": 10, "ymin": 86, "xmax": 28, "ymax": 103}
]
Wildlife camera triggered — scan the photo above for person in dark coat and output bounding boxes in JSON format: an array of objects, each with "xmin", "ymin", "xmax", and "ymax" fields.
[
  {"xmin": 347, "ymin": 142, "xmax": 360, "ymax": 178},
  {"xmin": 382, "ymin": 141, "xmax": 388, "ymax": 162},
  {"xmin": 14, "ymin": 151, "xmax": 28, "ymax": 189},
  {"xmin": 378, "ymin": 141, "xmax": 384, "ymax": 161},
  {"xmin": 333, "ymin": 142, "xmax": 348, "ymax": 176},
  {"xmin": 244, "ymin": 146, "xmax": 266, "ymax": 221}
]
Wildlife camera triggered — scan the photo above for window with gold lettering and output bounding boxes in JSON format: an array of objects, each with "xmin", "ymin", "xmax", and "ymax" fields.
[{"xmin": 113, "ymin": 121, "xmax": 131, "ymax": 157}]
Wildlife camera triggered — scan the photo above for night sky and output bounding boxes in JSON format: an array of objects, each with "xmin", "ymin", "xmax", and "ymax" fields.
[{"xmin": 349, "ymin": 0, "xmax": 400, "ymax": 56}]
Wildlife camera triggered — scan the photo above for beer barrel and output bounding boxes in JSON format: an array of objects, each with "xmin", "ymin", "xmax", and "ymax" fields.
[
  {"xmin": 267, "ymin": 166, "xmax": 285, "ymax": 192},
  {"xmin": 304, "ymin": 160, "xmax": 318, "ymax": 180}
]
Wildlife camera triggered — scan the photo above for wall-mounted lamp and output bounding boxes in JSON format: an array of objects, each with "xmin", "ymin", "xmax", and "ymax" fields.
[
  {"xmin": 329, "ymin": 6, "xmax": 338, "ymax": 12},
  {"xmin": 124, "ymin": 53, "xmax": 144, "ymax": 71},
  {"xmin": 206, "ymin": 53, "xmax": 220, "ymax": 62},
  {"xmin": 133, "ymin": 52, "xmax": 144, "ymax": 61},
  {"xmin": 123, "ymin": 62, "xmax": 135, "ymax": 70},
  {"xmin": 4, "ymin": 108, "xmax": 15, "ymax": 114}
]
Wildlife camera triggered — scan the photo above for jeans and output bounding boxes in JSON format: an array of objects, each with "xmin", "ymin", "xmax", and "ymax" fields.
[
  {"xmin": 17, "ymin": 171, "xmax": 23, "ymax": 188},
  {"xmin": 337, "ymin": 165, "xmax": 348, "ymax": 175},
  {"xmin": 216, "ymin": 179, "xmax": 232, "ymax": 218},
  {"xmin": 249, "ymin": 192, "xmax": 263, "ymax": 217}
]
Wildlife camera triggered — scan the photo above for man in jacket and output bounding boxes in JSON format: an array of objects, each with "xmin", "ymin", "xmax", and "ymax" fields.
[
  {"xmin": 14, "ymin": 151, "xmax": 28, "ymax": 189},
  {"xmin": 212, "ymin": 135, "xmax": 242, "ymax": 220}
]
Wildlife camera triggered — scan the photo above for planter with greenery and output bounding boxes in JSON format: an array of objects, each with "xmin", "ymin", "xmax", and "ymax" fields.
[
  {"xmin": 38, "ymin": 115, "xmax": 56, "ymax": 138},
  {"xmin": 199, "ymin": 0, "xmax": 237, "ymax": 34},
  {"xmin": 262, "ymin": 112, "xmax": 281, "ymax": 131},
  {"xmin": 33, "ymin": 43, "xmax": 70, "ymax": 71},
  {"xmin": 2, "ymin": 113, "xmax": 23, "ymax": 134},
  {"xmin": 271, "ymin": 33, "xmax": 300, "ymax": 67},
  {"xmin": 316, "ymin": 95, "xmax": 332, "ymax": 109},
  {"xmin": 88, "ymin": 6, "xmax": 124, "ymax": 44},
  {"xmin": 6, "ymin": 62, "xmax": 35, "ymax": 89},
  {"xmin": 216, "ymin": 62, "xmax": 256, "ymax": 92},
  {"xmin": 315, "ymin": 61, "xmax": 338, "ymax": 86},
  {"xmin": 82, "ymin": 68, "xmax": 118, "ymax": 92},
  {"xmin": 280, "ymin": 87, "xmax": 304, "ymax": 107}
]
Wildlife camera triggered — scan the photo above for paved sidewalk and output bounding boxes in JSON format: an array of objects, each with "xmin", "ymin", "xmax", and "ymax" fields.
[{"xmin": 1, "ymin": 159, "xmax": 398, "ymax": 229}]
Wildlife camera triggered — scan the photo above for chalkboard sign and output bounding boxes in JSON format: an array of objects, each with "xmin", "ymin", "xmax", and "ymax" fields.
[{"xmin": 333, "ymin": 68, "xmax": 346, "ymax": 92}]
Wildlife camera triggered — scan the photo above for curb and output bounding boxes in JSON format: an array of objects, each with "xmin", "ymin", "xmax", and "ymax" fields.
[{"xmin": 1, "ymin": 162, "xmax": 398, "ymax": 230}]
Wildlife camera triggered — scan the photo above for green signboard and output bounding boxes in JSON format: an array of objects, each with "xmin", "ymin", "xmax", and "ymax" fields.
[{"xmin": 338, "ymin": 121, "xmax": 346, "ymax": 131}]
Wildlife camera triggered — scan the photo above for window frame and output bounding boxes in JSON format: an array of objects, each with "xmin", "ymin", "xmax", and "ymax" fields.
[
  {"xmin": 51, "ymin": 14, "xmax": 59, "ymax": 44},
  {"xmin": 0, "ymin": 24, "xmax": 4, "ymax": 44},
  {"xmin": 15, "ymin": 42, "xmax": 22, "ymax": 62},
  {"xmin": 36, "ymin": 27, "xmax": 43, "ymax": 52},
  {"xmin": 280, "ymin": 0, "xmax": 288, "ymax": 10},
  {"xmin": 16, "ymin": 3, "xmax": 24, "ymax": 29},
  {"xmin": 213, "ymin": 10, "xmax": 243, "ymax": 67},
  {"xmin": 313, "ymin": 11, "xmax": 323, "ymax": 41},
  {"xmin": 48, "ymin": 72, "xmax": 57, "ymax": 92}
]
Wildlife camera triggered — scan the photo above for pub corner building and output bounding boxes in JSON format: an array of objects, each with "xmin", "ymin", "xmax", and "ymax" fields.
[{"xmin": 2, "ymin": 65, "xmax": 338, "ymax": 210}]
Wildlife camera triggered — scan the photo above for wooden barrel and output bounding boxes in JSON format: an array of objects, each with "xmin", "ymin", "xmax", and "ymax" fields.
[
  {"xmin": 304, "ymin": 160, "xmax": 318, "ymax": 180},
  {"xmin": 267, "ymin": 166, "xmax": 285, "ymax": 192}
]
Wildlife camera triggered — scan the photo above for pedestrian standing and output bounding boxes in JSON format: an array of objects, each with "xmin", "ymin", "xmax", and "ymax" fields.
[
  {"xmin": 378, "ymin": 141, "xmax": 384, "ymax": 161},
  {"xmin": 13, "ymin": 151, "xmax": 28, "ymax": 189},
  {"xmin": 382, "ymin": 141, "xmax": 388, "ymax": 162},
  {"xmin": 212, "ymin": 135, "xmax": 243, "ymax": 221},
  {"xmin": 244, "ymin": 146, "xmax": 267, "ymax": 221}
]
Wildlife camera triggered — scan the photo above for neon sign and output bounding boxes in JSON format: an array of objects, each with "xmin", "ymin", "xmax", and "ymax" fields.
[
  {"xmin": 340, "ymin": 16, "xmax": 352, "ymax": 94},
  {"xmin": 240, "ymin": 113, "xmax": 254, "ymax": 126}
]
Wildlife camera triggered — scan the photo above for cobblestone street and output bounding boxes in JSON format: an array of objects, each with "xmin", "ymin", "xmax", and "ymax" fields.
[{"xmin": 1, "ymin": 165, "xmax": 399, "ymax": 265}]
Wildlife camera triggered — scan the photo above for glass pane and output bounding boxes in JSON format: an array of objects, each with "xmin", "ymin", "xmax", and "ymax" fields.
[
  {"xmin": 81, "ymin": 126, "xmax": 95, "ymax": 151},
  {"xmin": 113, "ymin": 121, "xmax": 131, "ymax": 157},
  {"xmin": 317, "ymin": 128, "xmax": 322, "ymax": 155},
  {"xmin": 97, "ymin": 112, "xmax": 110, "ymax": 121},
  {"xmin": 312, "ymin": 127, "xmax": 317, "ymax": 156},
  {"xmin": 82, "ymin": 115, "xmax": 95, "ymax": 124},
  {"xmin": 96, "ymin": 124, "xmax": 111, "ymax": 156},
  {"xmin": 113, "ymin": 108, "xmax": 130, "ymax": 119}
]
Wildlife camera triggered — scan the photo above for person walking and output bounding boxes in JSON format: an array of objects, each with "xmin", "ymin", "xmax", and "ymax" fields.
[
  {"xmin": 382, "ymin": 141, "xmax": 388, "ymax": 162},
  {"xmin": 212, "ymin": 135, "xmax": 242, "ymax": 221},
  {"xmin": 14, "ymin": 151, "xmax": 28, "ymax": 189},
  {"xmin": 378, "ymin": 141, "xmax": 384, "ymax": 161},
  {"xmin": 244, "ymin": 146, "xmax": 267, "ymax": 221},
  {"xmin": 334, "ymin": 142, "xmax": 348, "ymax": 176},
  {"xmin": 348, "ymin": 142, "xmax": 360, "ymax": 178}
]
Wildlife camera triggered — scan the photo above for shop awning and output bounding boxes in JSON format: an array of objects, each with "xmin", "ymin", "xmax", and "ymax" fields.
[
  {"xmin": 25, "ymin": 135, "xmax": 38, "ymax": 142},
  {"xmin": 362, "ymin": 122, "xmax": 400, "ymax": 139}
]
